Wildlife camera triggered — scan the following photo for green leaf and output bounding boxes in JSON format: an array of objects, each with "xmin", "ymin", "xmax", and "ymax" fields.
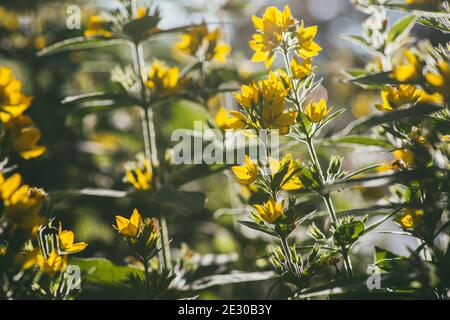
[
  {"xmin": 239, "ymin": 220, "xmax": 278, "ymax": 237},
  {"xmin": 152, "ymin": 187, "xmax": 206, "ymax": 214},
  {"xmin": 347, "ymin": 72, "xmax": 405, "ymax": 87},
  {"xmin": 48, "ymin": 188, "xmax": 128, "ymax": 203},
  {"xmin": 37, "ymin": 37, "xmax": 128, "ymax": 57},
  {"xmin": 69, "ymin": 257, "xmax": 143, "ymax": 286},
  {"xmin": 333, "ymin": 221, "xmax": 365, "ymax": 247},
  {"xmin": 339, "ymin": 104, "xmax": 443, "ymax": 134},
  {"xmin": 343, "ymin": 35, "xmax": 373, "ymax": 53},
  {"xmin": 382, "ymin": 3, "xmax": 450, "ymax": 17},
  {"xmin": 387, "ymin": 15, "xmax": 416, "ymax": 43},
  {"xmin": 374, "ymin": 246, "xmax": 409, "ymax": 271},
  {"xmin": 417, "ymin": 17, "xmax": 450, "ymax": 33},
  {"xmin": 325, "ymin": 135, "xmax": 394, "ymax": 149},
  {"xmin": 170, "ymin": 164, "xmax": 230, "ymax": 186},
  {"xmin": 185, "ymin": 271, "xmax": 277, "ymax": 291}
]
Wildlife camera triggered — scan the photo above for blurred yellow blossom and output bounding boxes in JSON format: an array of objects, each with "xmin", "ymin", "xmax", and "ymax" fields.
[
  {"xmin": 375, "ymin": 85, "xmax": 421, "ymax": 111},
  {"xmin": 0, "ymin": 6, "xmax": 20, "ymax": 31},
  {"xmin": 0, "ymin": 67, "xmax": 32, "ymax": 122},
  {"xmin": 0, "ymin": 173, "xmax": 45, "ymax": 229},
  {"xmin": 84, "ymin": 15, "xmax": 112, "ymax": 38},
  {"xmin": 124, "ymin": 155, "xmax": 153, "ymax": 190},
  {"xmin": 146, "ymin": 60, "xmax": 179, "ymax": 96},
  {"xmin": 177, "ymin": 23, "xmax": 231, "ymax": 63},
  {"xmin": 4, "ymin": 115, "xmax": 46, "ymax": 159},
  {"xmin": 214, "ymin": 107, "xmax": 232, "ymax": 130},
  {"xmin": 396, "ymin": 208, "xmax": 423, "ymax": 229},
  {"xmin": 425, "ymin": 60, "xmax": 450, "ymax": 101},
  {"xmin": 37, "ymin": 250, "xmax": 67, "ymax": 274},
  {"xmin": 392, "ymin": 50, "xmax": 421, "ymax": 82}
]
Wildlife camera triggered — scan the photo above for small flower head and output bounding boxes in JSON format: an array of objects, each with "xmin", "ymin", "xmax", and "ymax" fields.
[
  {"xmin": 269, "ymin": 153, "xmax": 303, "ymax": 191},
  {"xmin": 0, "ymin": 173, "xmax": 45, "ymax": 230},
  {"xmin": 4, "ymin": 115, "xmax": 46, "ymax": 159},
  {"xmin": 0, "ymin": 67, "xmax": 32, "ymax": 122},
  {"xmin": 392, "ymin": 50, "xmax": 421, "ymax": 83},
  {"xmin": 249, "ymin": 5, "xmax": 292, "ymax": 68},
  {"xmin": 305, "ymin": 99, "xmax": 331, "ymax": 123},
  {"xmin": 177, "ymin": 23, "xmax": 231, "ymax": 63},
  {"xmin": 234, "ymin": 82, "xmax": 260, "ymax": 110},
  {"xmin": 396, "ymin": 208, "xmax": 423, "ymax": 230},
  {"xmin": 375, "ymin": 85, "xmax": 421, "ymax": 111},
  {"xmin": 296, "ymin": 21, "xmax": 322, "ymax": 59},
  {"xmin": 425, "ymin": 60, "xmax": 450, "ymax": 101},
  {"xmin": 58, "ymin": 223, "xmax": 88, "ymax": 254},
  {"xmin": 114, "ymin": 208, "xmax": 143, "ymax": 239},
  {"xmin": 254, "ymin": 198, "xmax": 285, "ymax": 224},
  {"xmin": 291, "ymin": 56, "xmax": 313, "ymax": 80},
  {"xmin": 84, "ymin": 15, "xmax": 113, "ymax": 38},
  {"xmin": 232, "ymin": 155, "xmax": 258, "ymax": 185},
  {"xmin": 124, "ymin": 154, "xmax": 153, "ymax": 191},
  {"xmin": 214, "ymin": 107, "xmax": 231, "ymax": 130},
  {"xmin": 145, "ymin": 60, "xmax": 180, "ymax": 96},
  {"xmin": 37, "ymin": 250, "xmax": 68, "ymax": 274}
]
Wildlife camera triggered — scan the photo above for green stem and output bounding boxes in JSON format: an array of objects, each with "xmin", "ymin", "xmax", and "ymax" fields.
[
  {"xmin": 142, "ymin": 258, "xmax": 151, "ymax": 299},
  {"xmin": 131, "ymin": 38, "xmax": 171, "ymax": 271},
  {"xmin": 159, "ymin": 216, "xmax": 172, "ymax": 269},
  {"xmin": 279, "ymin": 234, "xmax": 297, "ymax": 276},
  {"xmin": 342, "ymin": 250, "xmax": 354, "ymax": 278}
]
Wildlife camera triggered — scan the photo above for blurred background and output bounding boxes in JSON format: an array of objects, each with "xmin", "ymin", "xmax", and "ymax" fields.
[{"xmin": 1, "ymin": 0, "xmax": 447, "ymax": 299}]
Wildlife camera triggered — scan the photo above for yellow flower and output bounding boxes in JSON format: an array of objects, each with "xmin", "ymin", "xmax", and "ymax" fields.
[
  {"xmin": 0, "ymin": 173, "xmax": 45, "ymax": 229},
  {"xmin": 396, "ymin": 208, "xmax": 423, "ymax": 229},
  {"xmin": 36, "ymin": 250, "xmax": 68, "ymax": 274},
  {"xmin": 254, "ymin": 198, "xmax": 285, "ymax": 224},
  {"xmin": 375, "ymin": 85, "xmax": 421, "ymax": 111},
  {"xmin": 0, "ymin": 67, "xmax": 32, "ymax": 122},
  {"xmin": 269, "ymin": 153, "xmax": 303, "ymax": 191},
  {"xmin": 393, "ymin": 149, "xmax": 414, "ymax": 167},
  {"xmin": 205, "ymin": 29, "xmax": 232, "ymax": 63},
  {"xmin": 296, "ymin": 21, "xmax": 322, "ymax": 59},
  {"xmin": 0, "ymin": 244, "xmax": 7, "ymax": 256},
  {"xmin": 84, "ymin": 15, "xmax": 113, "ymax": 38},
  {"xmin": 58, "ymin": 223, "xmax": 88, "ymax": 254},
  {"xmin": 124, "ymin": 155, "xmax": 153, "ymax": 190},
  {"xmin": 136, "ymin": 6, "xmax": 147, "ymax": 19},
  {"xmin": 305, "ymin": 99, "xmax": 331, "ymax": 123},
  {"xmin": 231, "ymin": 73, "xmax": 297, "ymax": 134},
  {"xmin": 425, "ymin": 60, "xmax": 450, "ymax": 101},
  {"xmin": 4, "ymin": 115, "xmax": 46, "ymax": 159},
  {"xmin": 260, "ymin": 73, "xmax": 297, "ymax": 134},
  {"xmin": 232, "ymin": 155, "xmax": 258, "ymax": 185},
  {"xmin": 249, "ymin": 6, "xmax": 292, "ymax": 68},
  {"xmin": 214, "ymin": 107, "xmax": 231, "ymax": 130},
  {"xmin": 291, "ymin": 56, "xmax": 313, "ymax": 80},
  {"xmin": 392, "ymin": 50, "xmax": 421, "ymax": 82},
  {"xmin": 177, "ymin": 23, "xmax": 231, "ymax": 63},
  {"xmin": 146, "ymin": 60, "xmax": 179, "ymax": 96},
  {"xmin": 114, "ymin": 208, "xmax": 143, "ymax": 239},
  {"xmin": 235, "ymin": 82, "xmax": 260, "ymax": 109},
  {"xmin": 0, "ymin": 6, "xmax": 20, "ymax": 31},
  {"xmin": 417, "ymin": 89, "xmax": 444, "ymax": 105}
]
